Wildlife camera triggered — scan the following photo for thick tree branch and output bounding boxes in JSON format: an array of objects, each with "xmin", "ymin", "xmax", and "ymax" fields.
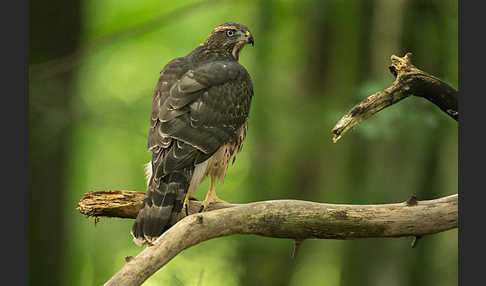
[
  {"xmin": 77, "ymin": 190, "xmax": 235, "ymax": 219},
  {"xmin": 90, "ymin": 191, "xmax": 457, "ymax": 285},
  {"xmin": 331, "ymin": 52, "xmax": 458, "ymax": 143},
  {"xmin": 78, "ymin": 191, "xmax": 145, "ymax": 218},
  {"xmin": 79, "ymin": 52, "xmax": 459, "ymax": 285}
]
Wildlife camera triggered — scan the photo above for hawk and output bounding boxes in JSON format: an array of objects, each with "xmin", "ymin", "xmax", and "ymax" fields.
[{"xmin": 131, "ymin": 22, "xmax": 255, "ymax": 246}]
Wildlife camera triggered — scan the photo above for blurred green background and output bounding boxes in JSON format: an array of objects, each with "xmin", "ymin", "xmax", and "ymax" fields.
[{"xmin": 29, "ymin": 0, "xmax": 457, "ymax": 285}]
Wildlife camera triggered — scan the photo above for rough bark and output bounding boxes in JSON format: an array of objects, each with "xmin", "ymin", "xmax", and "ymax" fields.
[
  {"xmin": 77, "ymin": 190, "xmax": 235, "ymax": 219},
  {"xmin": 78, "ymin": 191, "xmax": 146, "ymax": 219}
]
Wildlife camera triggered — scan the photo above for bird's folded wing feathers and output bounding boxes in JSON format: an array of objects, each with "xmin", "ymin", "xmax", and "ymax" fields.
[
  {"xmin": 157, "ymin": 61, "xmax": 249, "ymax": 152},
  {"xmin": 159, "ymin": 61, "xmax": 245, "ymax": 120},
  {"xmin": 148, "ymin": 59, "xmax": 252, "ymax": 177}
]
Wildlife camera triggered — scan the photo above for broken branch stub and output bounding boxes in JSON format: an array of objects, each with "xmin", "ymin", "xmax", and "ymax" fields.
[{"xmin": 332, "ymin": 52, "xmax": 458, "ymax": 143}]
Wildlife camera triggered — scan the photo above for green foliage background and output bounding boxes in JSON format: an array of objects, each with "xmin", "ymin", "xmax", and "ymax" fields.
[{"xmin": 30, "ymin": 0, "xmax": 458, "ymax": 285}]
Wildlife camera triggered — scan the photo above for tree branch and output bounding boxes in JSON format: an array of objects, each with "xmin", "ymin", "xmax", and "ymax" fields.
[
  {"xmin": 90, "ymin": 191, "xmax": 457, "ymax": 285},
  {"xmin": 79, "ymin": 52, "xmax": 459, "ymax": 285},
  {"xmin": 331, "ymin": 52, "xmax": 458, "ymax": 143},
  {"xmin": 77, "ymin": 190, "xmax": 236, "ymax": 219}
]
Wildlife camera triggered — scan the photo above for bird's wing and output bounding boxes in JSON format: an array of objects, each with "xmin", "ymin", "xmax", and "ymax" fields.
[{"xmin": 149, "ymin": 60, "xmax": 253, "ymax": 177}]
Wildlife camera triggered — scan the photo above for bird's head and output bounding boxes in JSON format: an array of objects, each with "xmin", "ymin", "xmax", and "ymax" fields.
[{"xmin": 204, "ymin": 22, "xmax": 254, "ymax": 61}]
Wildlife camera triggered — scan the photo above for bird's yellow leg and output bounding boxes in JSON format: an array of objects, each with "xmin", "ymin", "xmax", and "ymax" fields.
[
  {"xmin": 183, "ymin": 194, "xmax": 199, "ymax": 216},
  {"xmin": 199, "ymin": 178, "xmax": 229, "ymax": 212}
]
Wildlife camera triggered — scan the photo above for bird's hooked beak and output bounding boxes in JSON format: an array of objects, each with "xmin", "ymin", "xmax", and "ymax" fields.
[
  {"xmin": 245, "ymin": 30, "xmax": 254, "ymax": 46},
  {"xmin": 231, "ymin": 29, "xmax": 254, "ymax": 61}
]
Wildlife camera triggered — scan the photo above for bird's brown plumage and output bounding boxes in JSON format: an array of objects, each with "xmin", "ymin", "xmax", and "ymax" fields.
[{"xmin": 131, "ymin": 23, "xmax": 254, "ymax": 246}]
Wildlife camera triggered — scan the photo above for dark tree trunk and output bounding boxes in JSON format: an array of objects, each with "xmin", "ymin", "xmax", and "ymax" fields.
[{"xmin": 29, "ymin": 1, "xmax": 82, "ymax": 285}]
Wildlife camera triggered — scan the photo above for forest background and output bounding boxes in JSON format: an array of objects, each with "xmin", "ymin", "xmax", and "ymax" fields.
[{"xmin": 30, "ymin": 0, "xmax": 458, "ymax": 285}]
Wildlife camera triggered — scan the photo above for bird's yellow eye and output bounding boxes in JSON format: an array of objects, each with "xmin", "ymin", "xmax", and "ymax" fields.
[{"xmin": 226, "ymin": 29, "xmax": 236, "ymax": 37}]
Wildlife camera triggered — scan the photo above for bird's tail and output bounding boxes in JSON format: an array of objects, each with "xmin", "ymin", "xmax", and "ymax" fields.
[{"xmin": 131, "ymin": 167, "xmax": 193, "ymax": 246}]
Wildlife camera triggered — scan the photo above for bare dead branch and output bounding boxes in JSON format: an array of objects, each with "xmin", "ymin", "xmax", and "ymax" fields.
[
  {"xmin": 77, "ymin": 190, "xmax": 145, "ymax": 219},
  {"xmin": 77, "ymin": 190, "xmax": 235, "ymax": 219},
  {"xmin": 96, "ymin": 192, "xmax": 457, "ymax": 286},
  {"xmin": 331, "ymin": 52, "xmax": 458, "ymax": 143}
]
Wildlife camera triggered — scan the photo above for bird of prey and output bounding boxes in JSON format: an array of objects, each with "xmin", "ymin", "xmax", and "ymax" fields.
[{"xmin": 131, "ymin": 22, "xmax": 255, "ymax": 246}]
